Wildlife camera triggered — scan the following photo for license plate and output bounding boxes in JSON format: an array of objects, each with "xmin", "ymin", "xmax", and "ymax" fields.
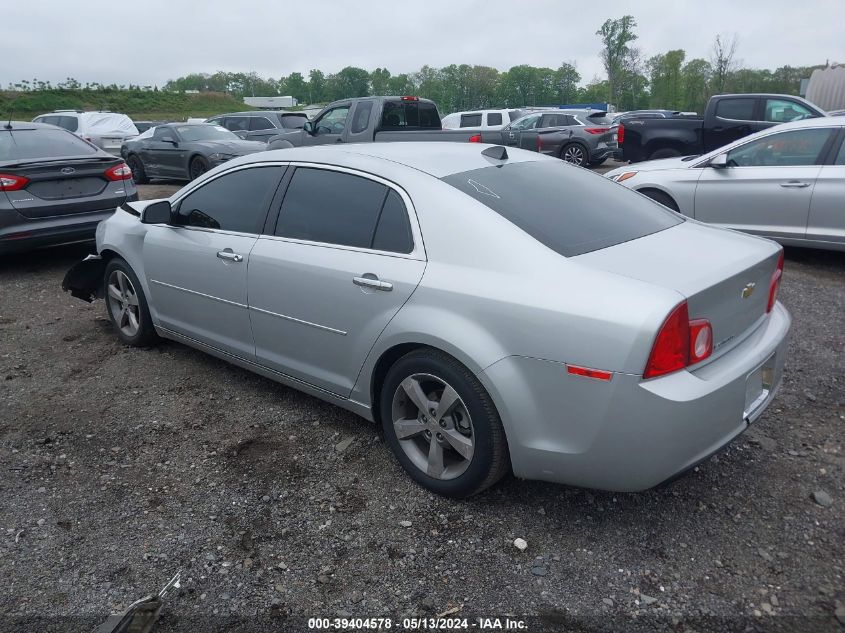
[
  {"xmin": 103, "ymin": 138, "xmax": 121, "ymax": 148},
  {"xmin": 612, "ymin": 133, "xmax": 617, "ymax": 142}
]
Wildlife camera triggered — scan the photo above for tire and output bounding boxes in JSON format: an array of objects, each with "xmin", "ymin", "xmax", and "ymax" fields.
[
  {"xmin": 560, "ymin": 143, "xmax": 588, "ymax": 167},
  {"xmin": 103, "ymin": 257, "xmax": 160, "ymax": 347},
  {"xmin": 127, "ymin": 155, "xmax": 148, "ymax": 185},
  {"xmin": 641, "ymin": 189, "xmax": 680, "ymax": 212},
  {"xmin": 189, "ymin": 156, "xmax": 209, "ymax": 180},
  {"xmin": 649, "ymin": 147, "xmax": 682, "ymax": 160},
  {"xmin": 380, "ymin": 348, "xmax": 509, "ymax": 498}
]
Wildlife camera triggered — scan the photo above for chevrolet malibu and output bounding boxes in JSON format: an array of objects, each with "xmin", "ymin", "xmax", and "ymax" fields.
[{"xmin": 63, "ymin": 143, "xmax": 791, "ymax": 498}]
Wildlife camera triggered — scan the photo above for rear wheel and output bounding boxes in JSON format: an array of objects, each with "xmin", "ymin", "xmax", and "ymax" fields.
[
  {"xmin": 104, "ymin": 258, "xmax": 160, "ymax": 347},
  {"xmin": 189, "ymin": 156, "xmax": 209, "ymax": 180},
  {"xmin": 649, "ymin": 147, "xmax": 682, "ymax": 160},
  {"xmin": 127, "ymin": 155, "xmax": 148, "ymax": 184},
  {"xmin": 380, "ymin": 349, "xmax": 509, "ymax": 498},
  {"xmin": 560, "ymin": 143, "xmax": 587, "ymax": 167},
  {"xmin": 641, "ymin": 189, "xmax": 680, "ymax": 212}
]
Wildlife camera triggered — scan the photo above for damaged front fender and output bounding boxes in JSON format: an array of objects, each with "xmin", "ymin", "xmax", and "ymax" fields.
[{"xmin": 62, "ymin": 254, "xmax": 106, "ymax": 303}]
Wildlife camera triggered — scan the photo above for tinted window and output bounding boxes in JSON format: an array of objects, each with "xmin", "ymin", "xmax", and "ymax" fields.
[
  {"xmin": 249, "ymin": 116, "xmax": 275, "ymax": 131},
  {"xmin": 276, "ymin": 168, "xmax": 388, "ymax": 248},
  {"xmin": 487, "ymin": 112, "xmax": 503, "ymax": 126},
  {"xmin": 0, "ymin": 128, "xmax": 98, "ymax": 160},
  {"xmin": 511, "ymin": 114, "xmax": 541, "ymax": 130},
  {"xmin": 540, "ymin": 114, "xmax": 568, "ymax": 127},
  {"xmin": 281, "ymin": 114, "xmax": 308, "ymax": 129},
  {"xmin": 764, "ymin": 99, "xmax": 815, "ymax": 123},
  {"xmin": 380, "ymin": 100, "xmax": 440, "ymax": 129},
  {"xmin": 176, "ymin": 167, "xmax": 281, "ymax": 233},
  {"xmin": 59, "ymin": 116, "xmax": 79, "ymax": 132},
  {"xmin": 177, "ymin": 125, "xmax": 238, "ymax": 141},
  {"xmin": 460, "ymin": 113, "xmax": 483, "ymax": 127},
  {"xmin": 372, "ymin": 190, "xmax": 413, "ymax": 253},
  {"xmin": 727, "ymin": 128, "xmax": 832, "ymax": 167},
  {"xmin": 153, "ymin": 127, "xmax": 175, "ymax": 140},
  {"xmin": 441, "ymin": 161, "xmax": 681, "ymax": 257},
  {"xmin": 224, "ymin": 116, "xmax": 250, "ymax": 131},
  {"xmin": 351, "ymin": 101, "xmax": 374, "ymax": 134},
  {"xmin": 715, "ymin": 98, "xmax": 756, "ymax": 121},
  {"xmin": 206, "ymin": 117, "xmax": 223, "ymax": 126}
]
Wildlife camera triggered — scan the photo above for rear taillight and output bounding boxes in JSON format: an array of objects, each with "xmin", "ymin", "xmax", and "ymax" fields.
[
  {"xmin": 468, "ymin": 134, "xmax": 482, "ymax": 143},
  {"xmin": 584, "ymin": 127, "xmax": 609, "ymax": 135},
  {"xmin": 105, "ymin": 163, "xmax": 133, "ymax": 181},
  {"xmin": 0, "ymin": 173, "xmax": 29, "ymax": 191},
  {"xmin": 617, "ymin": 123, "xmax": 625, "ymax": 144},
  {"xmin": 643, "ymin": 302, "xmax": 715, "ymax": 379},
  {"xmin": 766, "ymin": 249, "xmax": 784, "ymax": 313}
]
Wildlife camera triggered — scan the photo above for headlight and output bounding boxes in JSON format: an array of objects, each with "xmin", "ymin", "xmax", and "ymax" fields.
[
  {"xmin": 610, "ymin": 171, "xmax": 638, "ymax": 183},
  {"xmin": 208, "ymin": 153, "xmax": 236, "ymax": 161}
]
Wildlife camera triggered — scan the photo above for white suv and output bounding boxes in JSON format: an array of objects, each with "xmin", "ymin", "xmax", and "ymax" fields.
[
  {"xmin": 441, "ymin": 109, "xmax": 525, "ymax": 131},
  {"xmin": 32, "ymin": 111, "xmax": 139, "ymax": 156}
]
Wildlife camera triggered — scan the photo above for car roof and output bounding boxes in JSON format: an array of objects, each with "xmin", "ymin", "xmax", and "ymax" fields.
[
  {"xmin": 242, "ymin": 142, "xmax": 549, "ymax": 178},
  {"xmin": 213, "ymin": 110, "xmax": 307, "ymax": 116},
  {"xmin": 3, "ymin": 121, "xmax": 62, "ymax": 131}
]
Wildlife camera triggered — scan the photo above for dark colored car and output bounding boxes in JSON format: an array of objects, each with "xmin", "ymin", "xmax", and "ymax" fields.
[
  {"xmin": 133, "ymin": 120, "xmax": 169, "ymax": 134},
  {"xmin": 619, "ymin": 93, "xmax": 827, "ymax": 162},
  {"xmin": 205, "ymin": 110, "xmax": 309, "ymax": 143},
  {"xmin": 121, "ymin": 123, "xmax": 267, "ymax": 182},
  {"xmin": 0, "ymin": 121, "xmax": 137, "ymax": 254}
]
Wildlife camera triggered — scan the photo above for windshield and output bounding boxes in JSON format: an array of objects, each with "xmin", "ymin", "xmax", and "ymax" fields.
[
  {"xmin": 0, "ymin": 128, "xmax": 98, "ymax": 160},
  {"xmin": 441, "ymin": 160, "xmax": 681, "ymax": 257},
  {"xmin": 176, "ymin": 125, "xmax": 239, "ymax": 142}
]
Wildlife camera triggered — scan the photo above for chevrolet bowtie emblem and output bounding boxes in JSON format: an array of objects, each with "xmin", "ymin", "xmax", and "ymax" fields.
[{"xmin": 741, "ymin": 282, "xmax": 756, "ymax": 299}]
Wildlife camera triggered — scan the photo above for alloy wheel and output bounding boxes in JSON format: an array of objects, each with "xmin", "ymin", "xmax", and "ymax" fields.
[
  {"xmin": 106, "ymin": 270, "xmax": 141, "ymax": 337},
  {"xmin": 390, "ymin": 373, "xmax": 475, "ymax": 480},
  {"xmin": 563, "ymin": 145, "xmax": 585, "ymax": 166}
]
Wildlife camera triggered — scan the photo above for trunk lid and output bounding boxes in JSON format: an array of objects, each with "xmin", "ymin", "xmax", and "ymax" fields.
[
  {"xmin": 575, "ymin": 221, "xmax": 781, "ymax": 360},
  {"xmin": 1, "ymin": 156, "xmax": 129, "ymax": 218}
]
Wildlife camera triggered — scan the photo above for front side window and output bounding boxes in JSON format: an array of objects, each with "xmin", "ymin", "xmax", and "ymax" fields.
[
  {"xmin": 460, "ymin": 113, "xmax": 483, "ymax": 128},
  {"xmin": 726, "ymin": 128, "xmax": 832, "ymax": 167},
  {"xmin": 511, "ymin": 114, "xmax": 541, "ymax": 130},
  {"xmin": 176, "ymin": 166, "xmax": 281, "ymax": 233},
  {"xmin": 351, "ymin": 101, "xmax": 374, "ymax": 134},
  {"xmin": 715, "ymin": 98, "xmax": 756, "ymax": 121},
  {"xmin": 280, "ymin": 114, "xmax": 308, "ymax": 129},
  {"xmin": 249, "ymin": 116, "xmax": 275, "ymax": 131},
  {"xmin": 764, "ymin": 99, "xmax": 815, "ymax": 123},
  {"xmin": 315, "ymin": 106, "xmax": 350, "ymax": 135},
  {"xmin": 153, "ymin": 127, "xmax": 176, "ymax": 141},
  {"xmin": 486, "ymin": 112, "xmax": 503, "ymax": 126}
]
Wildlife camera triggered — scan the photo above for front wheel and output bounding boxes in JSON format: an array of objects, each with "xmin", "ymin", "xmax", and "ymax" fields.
[
  {"xmin": 560, "ymin": 143, "xmax": 587, "ymax": 167},
  {"xmin": 380, "ymin": 349, "xmax": 509, "ymax": 498},
  {"xmin": 104, "ymin": 258, "xmax": 160, "ymax": 347}
]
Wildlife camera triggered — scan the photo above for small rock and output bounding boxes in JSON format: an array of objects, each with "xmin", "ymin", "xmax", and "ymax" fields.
[
  {"xmin": 399, "ymin": 520, "xmax": 412, "ymax": 528},
  {"xmin": 317, "ymin": 574, "xmax": 330, "ymax": 584},
  {"xmin": 36, "ymin": 519, "xmax": 46, "ymax": 527},
  {"xmin": 804, "ymin": 391, "xmax": 816, "ymax": 402},
  {"xmin": 221, "ymin": 593, "xmax": 231, "ymax": 600},
  {"xmin": 602, "ymin": 598, "xmax": 614, "ymax": 607},
  {"xmin": 835, "ymin": 605, "xmax": 845, "ymax": 625},
  {"xmin": 714, "ymin": 559, "xmax": 723, "ymax": 568},
  {"xmin": 757, "ymin": 547, "xmax": 773, "ymax": 562},
  {"xmin": 513, "ymin": 538, "xmax": 528, "ymax": 551},
  {"xmin": 37, "ymin": 487, "xmax": 46, "ymax": 493},
  {"xmin": 110, "ymin": 446, "xmax": 121, "ymax": 453},
  {"xmin": 275, "ymin": 584, "xmax": 285, "ymax": 593},
  {"xmin": 335, "ymin": 437, "xmax": 354, "ymax": 453},
  {"xmin": 261, "ymin": 495, "xmax": 270, "ymax": 503},
  {"xmin": 243, "ymin": 558, "xmax": 253, "ymax": 569},
  {"xmin": 770, "ymin": 595, "xmax": 779, "ymax": 607},
  {"xmin": 420, "ymin": 596, "xmax": 435, "ymax": 611},
  {"xmin": 812, "ymin": 491, "xmax": 833, "ymax": 507},
  {"xmin": 761, "ymin": 602, "xmax": 774, "ymax": 615},
  {"xmin": 530, "ymin": 565, "xmax": 547, "ymax": 576},
  {"xmin": 641, "ymin": 594, "xmax": 658, "ymax": 606},
  {"xmin": 537, "ymin": 507, "xmax": 546, "ymax": 515}
]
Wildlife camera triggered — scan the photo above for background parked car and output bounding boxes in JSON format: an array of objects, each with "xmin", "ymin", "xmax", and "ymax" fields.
[
  {"xmin": 121, "ymin": 123, "xmax": 266, "ymax": 183},
  {"xmin": 32, "ymin": 110, "xmax": 139, "ymax": 156},
  {"xmin": 133, "ymin": 120, "xmax": 169, "ymax": 134},
  {"xmin": 0, "ymin": 121, "xmax": 136, "ymax": 254},
  {"xmin": 606, "ymin": 117, "xmax": 845, "ymax": 251},
  {"xmin": 441, "ymin": 109, "xmax": 525, "ymax": 131},
  {"xmin": 206, "ymin": 110, "xmax": 309, "ymax": 142}
]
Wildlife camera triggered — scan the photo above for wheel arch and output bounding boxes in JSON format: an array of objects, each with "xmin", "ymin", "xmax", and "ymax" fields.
[
  {"xmin": 634, "ymin": 186, "xmax": 681, "ymax": 212},
  {"xmin": 559, "ymin": 140, "xmax": 589, "ymax": 160}
]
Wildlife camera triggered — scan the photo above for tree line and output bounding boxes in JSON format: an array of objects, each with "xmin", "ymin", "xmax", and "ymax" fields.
[{"xmin": 5, "ymin": 16, "xmax": 825, "ymax": 115}]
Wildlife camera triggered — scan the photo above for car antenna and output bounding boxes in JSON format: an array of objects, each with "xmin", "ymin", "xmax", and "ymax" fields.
[{"xmin": 481, "ymin": 145, "xmax": 508, "ymax": 161}]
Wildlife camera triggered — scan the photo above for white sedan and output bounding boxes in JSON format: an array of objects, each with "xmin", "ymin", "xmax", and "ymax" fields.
[{"xmin": 606, "ymin": 117, "xmax": 845, "ymax": 251}]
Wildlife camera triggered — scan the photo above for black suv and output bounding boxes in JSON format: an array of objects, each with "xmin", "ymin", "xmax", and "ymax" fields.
[{"xmin": 205, "ymin": 111, "xmax": 308, "ymax": 143}]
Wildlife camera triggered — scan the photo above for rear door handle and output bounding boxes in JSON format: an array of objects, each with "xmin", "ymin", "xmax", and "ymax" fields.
[
  {"xmin": 353, "ymin": 275, "xmax": 393, "ymax": 291},
  {"xmin": 217, "ymin": 250, "xmax": 244, "ymax": 262},
  {"xmin": 712, "ymin": 126, "xmax": 724, "ymax": 132},
  {"xmin": 780, "ymin": 181, "xmax": 810, "ymax": 188}
]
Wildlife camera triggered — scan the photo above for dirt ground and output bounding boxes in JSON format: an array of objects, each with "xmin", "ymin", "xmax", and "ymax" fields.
[{"xmin": 0, "ymin": 180, "xmax": 843, "ymax": 632}]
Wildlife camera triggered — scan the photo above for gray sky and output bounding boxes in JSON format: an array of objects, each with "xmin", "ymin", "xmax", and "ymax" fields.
[{"xmin": 3, "ymin": 0, "xmax": 842, "ymax": 87}]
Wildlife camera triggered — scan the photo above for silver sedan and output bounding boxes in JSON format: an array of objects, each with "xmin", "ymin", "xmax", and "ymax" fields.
[
  {"xmin": 64, "ymin": 143, "xmax": 791, "ymax": 497},
  {"xmin": 606, "ymin": 117, "xmax": 845, "ymax": 251}
]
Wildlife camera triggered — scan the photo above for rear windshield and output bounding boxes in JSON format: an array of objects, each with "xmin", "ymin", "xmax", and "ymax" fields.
[
  {"xmin": 0, "ymin": 128, "xmax": 98, "ymax": 160},
  {"xmin": 380, "ymin": 100, "xmax": 441, "ymax": 129},
  {"xmin": 441, "ymin": 160, "xmax": 682, "ymax": 257},
  {"xmin": 281, "ymin": 114, "xmax": 308, "ymax": 129}
]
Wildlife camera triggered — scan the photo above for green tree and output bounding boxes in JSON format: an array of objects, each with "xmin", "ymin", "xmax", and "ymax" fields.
[
  {"xmin": 554, "ymin": 62, "xmax": 581, "ymax": 104},
  {"xmin": 648, "ymin": 49, "xmax": 686, "ymax": 110},
  {"xmin": 681, "ymin": 58, "xmax": 712, "ymax": 113},
  {"xmin": 710, "ymin": 34, "xmax": 738, "ymax": 94},
  {"xmin": 370, "ymin": 67, "xmax": 391, "ymax": 95},
  {"xmin": 307, "ymin": 69, "xmax": 326, "ymax": 103},
  {"xmin": 596, "ymin": 15, "xmax": 638, "ymax": 106}
]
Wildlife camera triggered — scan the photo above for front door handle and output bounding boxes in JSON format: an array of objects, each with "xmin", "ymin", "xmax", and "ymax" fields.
[
  {"xmin": 217, "ymin": 250, "xmax": 244, "ymax": 262},
  {"xmin": 780, "ymin": 181, "xmax": 810, "ymax": 188},
  {"xmin": 353, "ymin": 275, "xmax": 393, "ymax": 291}
]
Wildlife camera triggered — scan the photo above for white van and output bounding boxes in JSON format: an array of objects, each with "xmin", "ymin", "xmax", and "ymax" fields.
[{"xmin": 441, "ymin": 109, "xmax": 525, "ymax": 131}]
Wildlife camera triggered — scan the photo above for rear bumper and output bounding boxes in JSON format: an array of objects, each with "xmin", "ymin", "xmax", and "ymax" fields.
[{"xmin": 480, "ymin": 302, "xmax": 791, "ymax": 492}]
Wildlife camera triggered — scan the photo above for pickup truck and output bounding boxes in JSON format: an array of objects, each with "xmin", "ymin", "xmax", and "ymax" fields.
[
  {"xmin": 618, "ymin": 93, "xmax": 827, "ymax": 163},
  {"xmin": 266, "ymin": 96, "xmax": 479, "ymax": 148}
]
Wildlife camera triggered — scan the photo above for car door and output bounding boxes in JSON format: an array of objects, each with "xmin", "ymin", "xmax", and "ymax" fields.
[
  {"xmin": 806, "ymin": 128, "xmax": 845, "ymax": 247},
  {"xmin": 694, "ymin": 127, "xmax": 833, "ymax": 240},
  {"xmin": 143, "ymin": 165, "xmax": 285, "ymax": 358},
  {"xmin": 248, "ymin": 165, "xmax": 426, "ymax": 396},
  {"xmin": 706, "ymin": 97, "xmax": 758, "ymax": 152},
  {"xmin": 245, "ymin": 115, "xmax": 278, "ymax": 142},
  {"xmin": 505, "ymin": 114, "xmax": 541, "ymax": 147},
  {"xmin": 309, "ymin": 104, "xmax": 351, "ymax": 145},
  {"xmin": 142, "ymin": 127, "xmax": 185, "ymax": 178}
]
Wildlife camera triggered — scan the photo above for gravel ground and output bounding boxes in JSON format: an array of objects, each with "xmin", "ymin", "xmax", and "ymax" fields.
[{"xmin": 0, "ymin": 179, "xmax": 843, "ymax": 632}]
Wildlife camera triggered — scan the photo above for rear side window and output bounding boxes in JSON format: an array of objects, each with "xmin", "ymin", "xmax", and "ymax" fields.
[
  {"xmin": 276, "ymin": 168, "xmax": 387, "ymax": 248},
  {"xmin": 441, "ymin": 161, "xmax": 681, "ymax": 257},
  {"xmin": 249, "ymin": 117, "xmax": 275, "ymax": 131},
  {"xmin": 224, "ymin": 116, "xmax": 250, "ymax": 131},
  {"xmin": 715, "ymin": 98, "xmax": 756, "ymax": 121},
  {"xmin": 351, "ymin": 101, "xmax": 374, "ymax": 134},
  {"xmin": 381, "ymin": 100, "xmax": 441, "ymax": 129},
  {"xmin": 460, "ymin": 113, "xmax": 483, "ymax": 127},
  {"xmin": 59, "ymin": 116, "xmax": 79, "ymax": 132},
  {"xmin": 372, "ymin": 190, "xmax": 413, "ymax": 253},
  {"xmin": 176, "ymin": 166, "xmax": 281, "ymax": 233},
  {"xmin": 0, "ymin": 128, "xmax": 97, "ymax": 160},
  {"xmin": 486, "ymin": 112, "xmax": 503, "ymax": 126}
]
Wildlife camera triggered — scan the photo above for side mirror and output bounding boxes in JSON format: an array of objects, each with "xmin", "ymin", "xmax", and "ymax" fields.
[
  {"xmin": 161, "ymin": 136, "xmax": 177, "ymax": 146},
  {"xmin": 302, "ymin": 121, "xmax": 314, "ymax": 135},
  {"xmin": 141, "ymin": 200, "xmax": 173, "ymax": 224},
  {"xmin": 709, "ymin": 153, "xmax": 728, "ymax": 169}
]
